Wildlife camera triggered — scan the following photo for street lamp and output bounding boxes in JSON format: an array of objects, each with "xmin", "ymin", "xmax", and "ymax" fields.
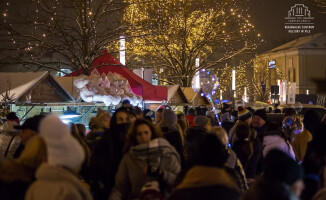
[
  {"xmin": 232, "ymin": 70, "xmax": 236, "ymax": 108},
  {"xmin": 119, "ymin": 36, "xmax": 126, "ymax": 66}
]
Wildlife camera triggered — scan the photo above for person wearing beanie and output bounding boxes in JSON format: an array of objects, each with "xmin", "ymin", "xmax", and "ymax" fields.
[
  {"xmin": 252, "ymin": 109, "xmax": 267, "ymax": 143},
  {"xmin": 194, "ymin": 116, "xmax": 212, "ymax": 132},
  {"xmin": 228, "ymin": 106, "xmax": 255, "ymax": 146},
  {"xmin": 186, "ymin": 108, "xmax": 196, "ymax": 127},
  {"xmin": 243, "ymin": 149, "xmax": 304, "ymax": 200},
  {"xmin": 25, "ymin": 115, "xmax": 92, "ymax": 200},
  {"xmin": 157, "ymin": 109, "xmax": 184, "ymax": 168}
]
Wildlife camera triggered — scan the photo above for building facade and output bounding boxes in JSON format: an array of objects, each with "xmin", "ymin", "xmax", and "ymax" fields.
[{"xmin": 254, "ymin": 33, "xmax": 326, "ymax": 95}]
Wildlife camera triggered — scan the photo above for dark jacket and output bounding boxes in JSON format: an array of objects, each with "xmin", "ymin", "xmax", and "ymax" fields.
[
  {"xmin": 242, "ymin": 176, "xmax": 299, "ymax": 200},
  {"xmin": 161, "ymin": 126, "xmax": 184, "ymax": 166},
  {"xmin": 168, "ymin": 166, "xmax": 240, "ymax": 200},
  {"xmin": 0, "ymin": 160, "xmax": 36, "ymax": 200},
  {"xmin": 222, "ymin": 121, "xmax": 234, "ymax": 135}
]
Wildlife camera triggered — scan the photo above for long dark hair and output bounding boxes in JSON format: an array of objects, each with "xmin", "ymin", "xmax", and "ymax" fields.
[{"xmin": 124, "ymin": 119, "xmax": 162, "ymax": 152}]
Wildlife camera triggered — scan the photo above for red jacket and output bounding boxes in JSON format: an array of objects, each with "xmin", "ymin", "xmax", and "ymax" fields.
[{"xmin": 186, "ymin": 115, "xmax": 196, "ymax": 127}]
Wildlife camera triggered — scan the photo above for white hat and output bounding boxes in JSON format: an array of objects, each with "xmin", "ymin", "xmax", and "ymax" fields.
[{"xmin": 39, "ymin": 115, "xmax": 85, "ymax": 169}]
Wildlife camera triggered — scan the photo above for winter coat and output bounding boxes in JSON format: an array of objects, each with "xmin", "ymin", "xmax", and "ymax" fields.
[
  {"xmin": 0, "ymin": 122, "xmax": 21, "ymax": 164},
  {"xmin": 109, "ymin": 138, "xmax": 181, "ymax": 200},
  {"xmin": 160, "ymin": 126, "xmax": 184, "ymax": 167},
  {"xmin": 232, "ymin": 137, "xmax": 263, "ymax": 179},
  {"xmin": 225, "ymin": 149, "xmax": 248, "ymax": 191},
  {"xmin": 25, "ymin": 163, "xmax": 93, "ymax": 200},
  {"xmin": 0, "ymin": 160, "xmax": 36, "ymax": 200},
  {"xmin": 242, "ymin": 176, "xmax": 299, "ymax": 200},
  {"xmin": 185, "ymin": 115, "xmax": 195, "ymax": 127},
  {"xmin": 291, "ymin": 129, "xmax": 313, "ymax": 162},
  {"xmin": 263, "ymin": 135, "xmax": 295, "ymax": 160},
  {"xmin": 168, "ymin": 166, "xmax": 240, "ymax": 200}
]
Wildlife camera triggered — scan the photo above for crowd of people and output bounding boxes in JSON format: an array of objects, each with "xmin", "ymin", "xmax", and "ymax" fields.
[{"xmin": 0, "ymin": 100, "xmax": 326, "ymax": 200}]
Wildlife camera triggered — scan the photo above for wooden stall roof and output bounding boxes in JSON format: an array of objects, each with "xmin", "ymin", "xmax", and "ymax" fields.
[
  {"xmin": 55, "ymin": 76, "xmax": 80, "ymax": 100},
  {"xmin": 182, "ymin": 87, "xmax": 210, "ymax": 106},
  {"xmin": 0, "ymin": 71, "xmax": 74, "ymax": 104},
  {"xmin": 167, "ymin": 85, "xmax": 188, "ymax": 105}
]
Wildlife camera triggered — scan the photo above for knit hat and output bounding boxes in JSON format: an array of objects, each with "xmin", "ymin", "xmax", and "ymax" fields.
[
  {"xmin": 220, "ymin": 112, "xmax": 230, "ymax": 122},
  {"xmin": 253, "ymin": 109, "xmax": 267, "ymax": 122},
  {"xmin": 162, "ymin": 109, "xmax": 177, "ymax": 125},
  {"xmin": 237, "ymin": 106, "xmax": 252, "ymax": 121},
  {"xmin": 194, "ymin": 116, "xmax": 210, "ymax": 128},
  {"xmin": 264, "ymin": 149, "xmax": 304, "ymax": 185},
  {"xmin": 39, "ymin": 115, "xmax": 85, "ymax": 169}
]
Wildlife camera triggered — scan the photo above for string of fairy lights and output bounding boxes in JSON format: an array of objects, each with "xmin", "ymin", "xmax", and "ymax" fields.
[{"xmin": 2, "ymin": 0, "xmax": 267, "ymax": 104}]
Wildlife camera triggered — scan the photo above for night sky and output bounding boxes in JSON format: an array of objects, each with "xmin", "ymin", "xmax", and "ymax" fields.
[{"xmin": 247, "ymin": 0, "xmax": 326, "ymax": 53}]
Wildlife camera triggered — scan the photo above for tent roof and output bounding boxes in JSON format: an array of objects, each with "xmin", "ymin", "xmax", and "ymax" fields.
[
  {"xmin": 166, "ymin": 84, "xmax": 188, "ymax": 104},
  {"xmin": 181, "ymin": 87, "xmax": 209, "ymax": 105},
  {"xmin": 67, "ymin": 52, "xmax": 167, "ymax": 101},
  {"xmin": 0, "ymin": 71, "xmax": 74, "ymax": 103}
]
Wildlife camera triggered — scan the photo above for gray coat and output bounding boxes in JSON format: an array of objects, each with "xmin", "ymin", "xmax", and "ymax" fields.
[{"xmin": 109, "ymin": 138, "xmax": 181, "ymax": 200}]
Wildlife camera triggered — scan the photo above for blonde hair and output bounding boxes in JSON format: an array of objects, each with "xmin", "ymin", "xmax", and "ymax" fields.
[
  {"xmin": 17, "ymin": 135, "xmax": 47, "ymax": 169},
  {"xmin": 210, "ymin": 127, "xmax": 229, "ymax": 147}
]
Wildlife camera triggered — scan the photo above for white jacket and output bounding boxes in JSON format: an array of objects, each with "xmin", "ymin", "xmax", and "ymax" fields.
[{"xmin": 263, "ymin": 135, "xmax": 295, "ymax": 160}]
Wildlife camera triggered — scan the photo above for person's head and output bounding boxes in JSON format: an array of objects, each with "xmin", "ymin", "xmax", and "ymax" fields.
[
  {"xmin": 155, "ymin": 108, "xmax": 164, "ymax": 123},
  {"xmin": 16, "ymin": 115, "xmax": 46, "ymax": 145},
  {"xmin": 127, "ymin": 119, "xmax": 162, "ymax": 147},
  {"xmin": 161, "ymin": 109, "xmax": 178, "ymax": 127},
  {"xmin": 263, "ymin": 149, "xmax": 304, "ymax": 197},
  {"xmin": 265, "ymin": 122, "xmax": 284, "ymax": 137},
  {"xmin": 121, "ymin": 99, "xmax": 131, "ymax": 108},
  {"xmin": 220, "ymin": 112, "xmax": 230, "ymax": 122},
  {"xmin": 246, "ymin": 107, "xmax": 255, "ymax": 114},
  {"xmin": 238, "ymin": 106, "xmax": 252, "ymax": 125},
  {"xmin": 210, "ymin": 127, "xmax": 229, "ymax": 148},
  {"xmin": 187, "ymin": 108, "xmax": 196, "ymax": 116},
  {"xmin": 284, "ymin": 108, "xmax": 296, "ymax": 118},
  {"xmin": 194, "ymin": 116, "xmax": 212, "ymax": 132},
  {"xmin": 125, "ymin": 107, "xmax": 137, "ymax": 124},
  {"xmin": 235, "ymin": 124, "xmax": 250, "ymax": 141},
  {"xmin": 252, "ymin": 109, "xmax": 267, "ymax": 128},
  {"xmin": 39, "ymin": 115, "xmax": 85, "ymax": 172},
  {"xmin": 16, "ymin": 135, "xmax": 47, "ymax": 169},
  {"xmin": 193, "ymin": 133, "xmax": 229, "ymax": 168},
  {"xmin": 274, "ymin": 109, "xmax": 281, "ymax": 113},
  {"xmin": 95, "ymin": 107, "xmax": 111, "ymax": 129},
  {"xmin": 134, "ymin": 106, "xmax": 143, "ymax": 119},
  {"xmin": 195, "ymin": 107, "xmax": 203, "ymax": 116},
  {"xmin": 6, "ymin": 112, "xmax": 20, "ymax": 125}
]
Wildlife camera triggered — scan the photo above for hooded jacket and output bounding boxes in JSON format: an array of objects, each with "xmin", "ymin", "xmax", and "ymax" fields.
[
  {"xmin": 263, "ymin": 135, "xmax": 295, "ymax": 160},
  {"xmin": 25, "ymin": 164, "xmax": 92, "ymax": 200},
  {"xmin": 109, "ymin": 138, "xmax": 181, "ymax": 200},
  {"xmin": 168, "ymin": 166, "xmax": 240, "ymax": 200}
]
